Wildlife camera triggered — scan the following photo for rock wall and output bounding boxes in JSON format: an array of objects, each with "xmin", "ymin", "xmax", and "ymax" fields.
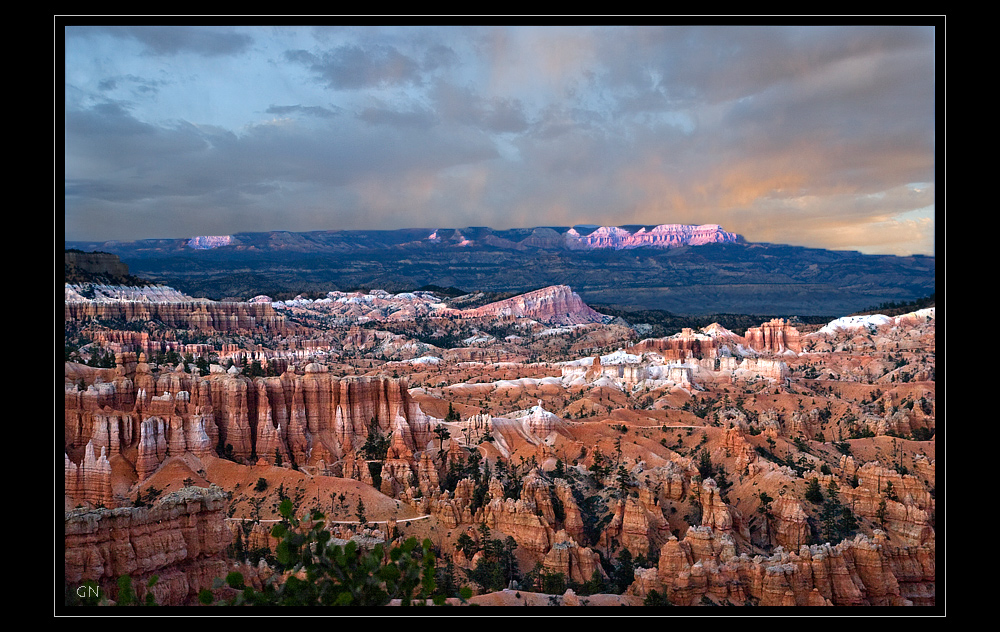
[
  {"xmin": 461, "ymin": 285, "xmax": 605, "ymax": 325},
  {"xmin": 65, "ymin": 298, "xmax": 287, "ymax": 334},
  {"xmin": 65, "ymin": 252, "xmax": 132, "ymax": 283},
  {"xmin": 840, "ymin": 462, "xmax": 935, "ymax": 545},
  {"xmin": 645, "ymin": 526, "xmax": 933, "ymax": 606},
  {"xmin": 64, "ymin": 486, "xmax": 231, "ymax": 606},
  {"xmin": 744, "ymin": 319, "xmax": 802, "ymax": 354},
  {"xmin": 542, "ymin": 530, "xmax": 606, "ymax": 585},
  {"xmin": 65, "ymin": 442, "xmax": 113, "ymax": 508},
  {"xmin": 631, "ymin": 329, "xmax": 722, "ymax": 360},
  {"xmin": 64, "ymin": 361, "xmax": 438, "ymax": 503}
]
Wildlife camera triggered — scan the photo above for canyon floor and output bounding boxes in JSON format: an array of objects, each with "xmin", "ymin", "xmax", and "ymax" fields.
[{"xmin": 63, "ymin": 281, "xmax": 937, "ymax": 609}]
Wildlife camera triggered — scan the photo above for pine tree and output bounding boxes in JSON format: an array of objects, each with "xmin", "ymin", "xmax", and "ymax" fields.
[
  {"xmin": 821, "ymin": 500, "xmax": 842, "ymax": 542},
  {"xmin": 805, "ymin": 478, "xmax": 824, "ymax": 504},
  {"xmin": 876, "ymin": 497, "xmax": 888, "ymax": 529},
  {"xmin": 355, "ymin": 499, "xmax": 367, "ymax": 526}
]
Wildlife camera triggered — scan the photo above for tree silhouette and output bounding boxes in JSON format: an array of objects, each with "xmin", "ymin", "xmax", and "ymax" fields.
[{"xmin": 434, "ymin": 424, "xmax": 451, "ymax": 451}]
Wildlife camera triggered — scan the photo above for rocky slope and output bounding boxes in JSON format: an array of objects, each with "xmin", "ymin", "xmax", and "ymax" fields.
[
  {"xmin": 64, "ymin": 486, "xmax": 231, "ymax": 606},
  {"xmin": 65, "ymin": 284, "xmax": 289, "ymax": 334},
  {"xmin": 459, "ymin": 285, "xmax": 607, "ymax": 325},
  {"xmin": 637, "ymin": 525, "xmax": 934, "ymax": 606},
  {"xmin": 64, "ymin": 359, "xmax": 440, "ymax": 502},
  {"xmin": 270, "ymin": 284, "xmax": 607, "ymax": 326}
]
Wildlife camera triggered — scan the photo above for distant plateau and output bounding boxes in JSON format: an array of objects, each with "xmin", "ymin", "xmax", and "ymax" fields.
[{"xmin": 66, "ymin": 223, "xmax": 935, "ymax": 317}]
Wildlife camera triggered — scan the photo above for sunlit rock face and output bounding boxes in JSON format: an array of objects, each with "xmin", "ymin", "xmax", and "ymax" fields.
[
  {"xmin": 187, "ymin": 235, "xmax": 234, "ymax": 249},
  {"xmin": 63, "ymin": 368, "xmax": 437, "ymax": 494},
  {"xmin": 461, "ymin": 285, "xmax": 606, "ymax": 325},
  {"xmin": 64, "ymin": 486, "xmax": 230, "ymax": 606},
  {"xmin": 569, "ymin": 224, "xmax": 741, "ymax": 250},
  {"xmin": 65, "ymin": 285, "xmax": 287, "ymax": 334},
  {"xmin": 648, "ymin": 527, "xmax": 933, "ymax": 607}
]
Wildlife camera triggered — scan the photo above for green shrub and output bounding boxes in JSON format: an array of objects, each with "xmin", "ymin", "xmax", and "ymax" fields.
[{"xmin": 210, "ymin": 499, "xmax": 471, "ymax": 606}]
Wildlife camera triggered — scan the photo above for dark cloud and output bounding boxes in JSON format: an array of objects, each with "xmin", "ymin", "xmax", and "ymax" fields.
[
  {"xmin": 64, "ymin": 98, "xmax": 501, "ymax": 239},
  {"xmin": 71, "ymin": 25, "xmax": 254, "ymax": 57},
  {"xmin": 92, "ymin": 74, "xmax": 168, "ymax": 97},
  {"xmin": 266, "ymin": 104, "xmax": 340, "ymax": 119},
  {"xmin": 431, "ymin": 81, "xmax": 529, "ymax": 134},
  {"xmin": 481, "ymin": 98, "xmax": 529, "ymax": 134},
  {"xmin": 530, "ymin": 105, "xmax": 602, "ymax": 140},
  {"xmin": 422, "ymin": 43, "xmax": 459, "ymax": 72},
  {"xmin": 595, "ymin": 25, "xmax": 934, "ymax": 110},
  {"xmin": 284, "ymin": 44, "xmax": 424, "ymax": 90},
  {"xmin": 358, "ymin": 105, "xmax": 438, "ymax": 129}
]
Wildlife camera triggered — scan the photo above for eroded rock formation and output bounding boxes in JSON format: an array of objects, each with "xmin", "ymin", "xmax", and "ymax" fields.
[
  {"xmin": 64, "ymin": 362, "xmax": 439, "ymax": 503},
  {"xmin": 644, "ymin": 526, "xmax": 933, "ymax": 606},
  {"xmin": 461, "ymin": 285, "xmax": 606, "ymax": 325},
  {"xmin": 64, "ymin": 486, "xmax": 231, "ymax": 606},
  {"xmin": 744, "ymin": 319, "xmax": 802, "ymax": 354}
]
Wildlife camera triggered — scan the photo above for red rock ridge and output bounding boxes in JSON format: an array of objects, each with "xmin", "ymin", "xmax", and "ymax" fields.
[
  {"xmin": 65, "ymin": 297, "xmax": 288, "ymax": 334},
  {"xmin": 460, "ymin": 285, "xmax": 605, "ymax": 325},
  {"xmin": 64, "ymin": 486, "xmax": 231, "ymax": 606},
  {"xmin": 65, "ymin": 364, "xmax": 438, "ymax": 501},
  {"xmin": 644, "ymin": 526, "xmax": 933, "ymax": 606},
  {"xmin": 743, "ymin": 319, "xmax": 802, "ymax": 354}
]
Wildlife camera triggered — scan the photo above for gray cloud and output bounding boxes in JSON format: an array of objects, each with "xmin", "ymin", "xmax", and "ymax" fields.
[
  {"xmin": 431, "ymin": 81, "xmax": 530, "ymax": 134},
  {"xmin": 64, "ymin": 97, "xmax": 501, "ymax": 239},
  {"xmin": 284, "ymin": 44, "xmax": 424, "ymax": 90},
  {"xmin": 266, "ymin": 104, "xmax": 340, "ymax": 119},
  {"xmin": 358, "ymin": 105, "xmax": 438, "ymax": 129},
  {"xmin": 93, "ymin": 73, "xmax": 168, "ymax": 97},
  {"xmin": 67, "ymin": 25, "xmax": 254, "ymax": 57}
]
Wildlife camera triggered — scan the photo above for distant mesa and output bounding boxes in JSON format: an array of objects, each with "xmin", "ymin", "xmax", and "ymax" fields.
[
  {"xmin": 423, "ymin": 223, "xmax": 741, "ymax": 250},
  {"xmin": 571, "ymin": 223, "xmax": 741, "ymax": 250},
  {"xmin": 187, "ymin": 235, "xmax": 234, "ymax": 249},
  {"xmin": 65, "ymin": 222, "xmax": 933, "ymax": 316}
]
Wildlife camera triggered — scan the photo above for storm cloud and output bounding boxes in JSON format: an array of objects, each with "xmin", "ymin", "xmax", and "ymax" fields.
[{"xmin": 63, "ymin": 23, "xmax": 938, "ymax": 255}]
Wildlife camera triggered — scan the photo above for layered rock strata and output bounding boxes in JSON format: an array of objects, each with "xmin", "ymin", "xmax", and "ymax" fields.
[
  {"xmin": 461, "ymin": 285, "xmax": 606, "ymax": 325},
  {"xmin": 65, "ymin": 286, "xmax": 287, "ymax": 334},
  {"xmin": 644, "ymin": 526, "xmax": 933, "ymax": 606},
  {"xmin": 65, "ymin": 362, "xmax": 438, "ymax": 502},
  {"xmin": 743, "ymin": 319, "xmax": 802, "ymax": 354},
  {"xmin": 64, "ymin": 486, "xmax": 231, "ymax": 606}
]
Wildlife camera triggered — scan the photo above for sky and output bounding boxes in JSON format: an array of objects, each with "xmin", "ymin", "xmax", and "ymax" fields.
[{"xmin": 63, "ymin": 21, "xmax": 938, "ymax": 256}]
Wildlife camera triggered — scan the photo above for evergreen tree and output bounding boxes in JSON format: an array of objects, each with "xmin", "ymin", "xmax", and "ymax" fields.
[
  {"xmin": 196, "ymin": 355, "xmax": 211, "ymax": 377},
  {"xmin": 876, "ymin": 497, "xmax": 888, "ymax": 529},
  {"xmin": 203, "ymin": 500, "xmax": 472, "ymax": 606},
  {"xmin": 838, "ymin": 506, "xmax": 859, "ymax": 537},
  {"xmin": 821, "ymin": 500, "xmax": 842, "ymax": 542},
  {"xmin": 456, "ymin": 533, "xmax": 477, "ymax": 560},
  {"xmin": 434, "ymin": 423, "xmax": 451, "ymax": 451},
  {"xmin": 804, "ymin": 478, "xmax": 824, "ymax": 504},
  {"xmin": 611, "ymin": 549, "xmax": 634, "ymax": 594},
  {"xmin": 644, "ymin": 589, "xmax": 672, "ymax": 606},
  {"xmin": 698, "ymin": 450, "xmax": 714, "ymax": 478}
]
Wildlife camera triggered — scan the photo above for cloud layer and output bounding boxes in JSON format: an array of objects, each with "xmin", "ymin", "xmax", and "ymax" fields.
[{"xmin": 64, "ymin": 24, "xmax": 937, "ymax": 255}]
